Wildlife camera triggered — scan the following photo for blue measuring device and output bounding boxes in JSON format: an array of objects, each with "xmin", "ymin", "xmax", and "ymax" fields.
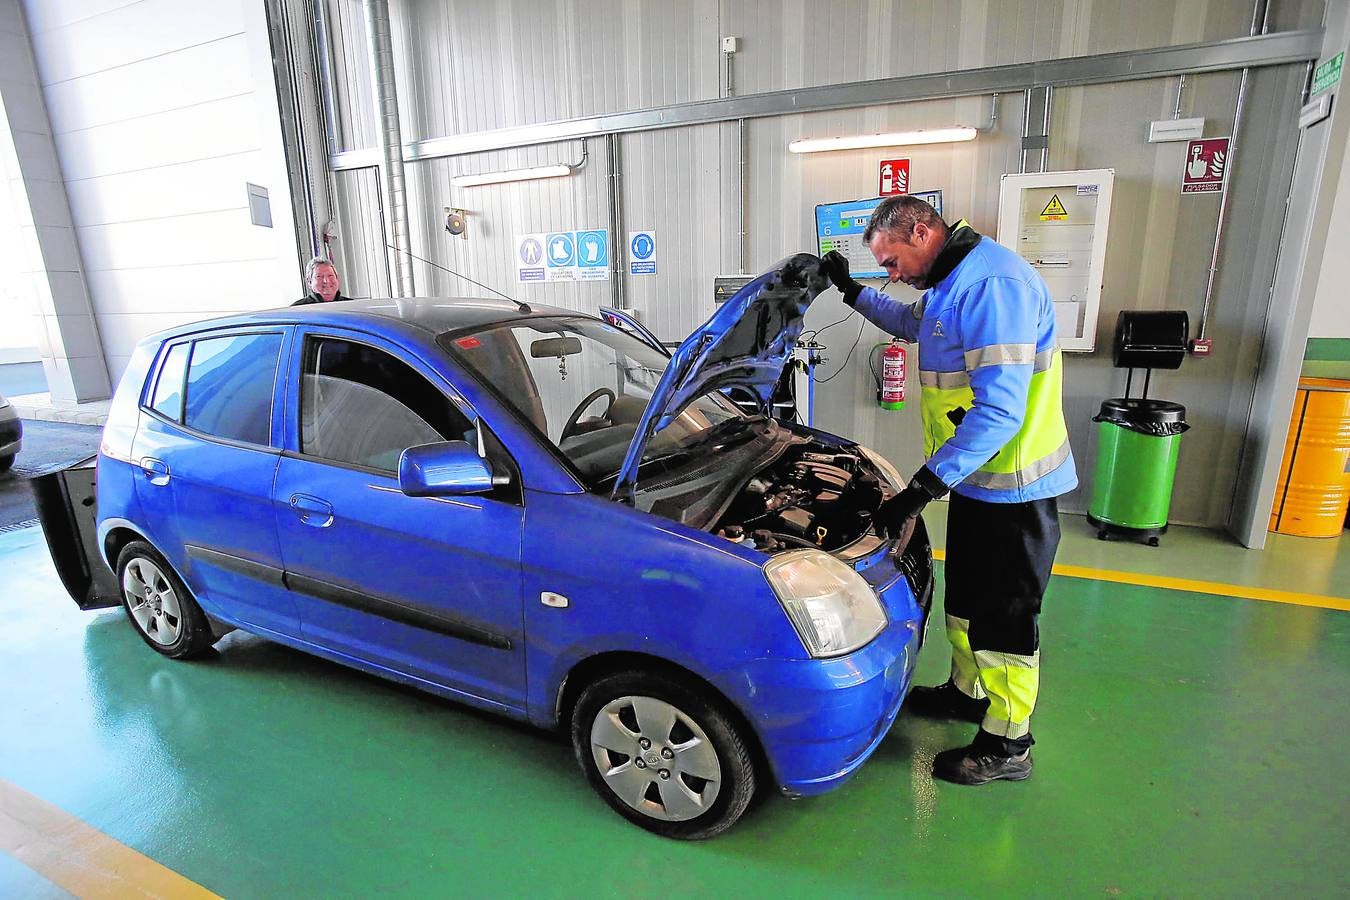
[{"xmin": 814, "ymin": 191, "xmax": 943, "ymax": 280}]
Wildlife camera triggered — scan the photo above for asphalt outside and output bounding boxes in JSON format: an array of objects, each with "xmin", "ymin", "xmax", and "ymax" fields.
[{"xmin": 0, "ymin": 420, "xmax": 103, "ymax": 530}]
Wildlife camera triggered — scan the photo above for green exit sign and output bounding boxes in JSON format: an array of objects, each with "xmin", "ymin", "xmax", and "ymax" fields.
[{"xmin": 1312, "ymin": 51, "xmax": 1343, "ymax": 96}]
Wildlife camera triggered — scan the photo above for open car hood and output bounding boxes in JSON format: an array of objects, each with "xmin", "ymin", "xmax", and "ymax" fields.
[{"xmin": 611, "ymin": 253, "xmax": 829, "ymax": 501}]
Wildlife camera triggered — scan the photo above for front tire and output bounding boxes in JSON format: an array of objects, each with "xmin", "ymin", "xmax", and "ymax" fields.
[
  {"xmin": 571, "ymin": 670, "xmax": 757, "ymax": 840},
  {"xmin": 116, "ymin": 541, "xmax": 214, "ymax": 659}
]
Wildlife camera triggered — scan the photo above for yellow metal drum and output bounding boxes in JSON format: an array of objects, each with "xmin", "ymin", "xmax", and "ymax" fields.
[{"xmin": 1270, "ymin": 378, "xmax": 1350, "ymax": 537}]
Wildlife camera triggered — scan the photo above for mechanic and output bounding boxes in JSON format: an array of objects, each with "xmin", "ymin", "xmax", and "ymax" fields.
[
  {"xmin": 292, "ymin": 257, "xmax": 349, "ymax": 306},
  {"xmin": 821, "ymin": 195, "xmax": 1075, "ymax": 786}
]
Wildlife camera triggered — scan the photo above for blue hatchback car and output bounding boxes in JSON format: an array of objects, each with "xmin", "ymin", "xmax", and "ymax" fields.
[{"xmin": 58, "ymin": 254, "xmax": 931, "ymax": 839}]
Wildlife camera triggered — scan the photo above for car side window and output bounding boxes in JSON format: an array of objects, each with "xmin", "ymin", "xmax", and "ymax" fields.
[
  {"xmin": 299, "ymin": 337, "xmax": 473, "ymax": 473},
  {"xmin": 183, "ymin": 333, "xmax": 284, "ymax": 446},
  {"xmin": 148, "ymin": 342, "xmax": 189, "ymax": 421}
]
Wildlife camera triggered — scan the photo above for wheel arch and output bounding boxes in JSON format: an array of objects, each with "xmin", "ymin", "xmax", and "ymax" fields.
[{"xmin": 556, "ymin": 651, "xmax": 774, "ymax": 788}]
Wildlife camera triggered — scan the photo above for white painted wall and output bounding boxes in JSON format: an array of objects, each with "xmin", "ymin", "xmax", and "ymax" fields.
[
  {"xmin": 1307, "ymin": 121, "xmax": 1350, "ymax": 339},
  {"xmin": 21, "ymin": 0, "xmax": 301, "ymax": 381}
]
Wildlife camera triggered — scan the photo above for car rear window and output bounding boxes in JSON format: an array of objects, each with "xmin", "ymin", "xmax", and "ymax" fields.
[
  {"xmin": 183, "ymin": 333, "xmax": 284, "ymax": 446},
  {"xmin": 148, "ymin": 342, "xmax": 189, "ymax": 420}
]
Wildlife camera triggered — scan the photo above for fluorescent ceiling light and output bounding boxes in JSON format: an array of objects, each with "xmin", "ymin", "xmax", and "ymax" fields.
[
  {"xmin": 451, "ymin": 164, "xmax": 574, "ymax": 187},
  {"xmin": 788, "ymin": 127, "xmax": 978, "ymax": 154}
]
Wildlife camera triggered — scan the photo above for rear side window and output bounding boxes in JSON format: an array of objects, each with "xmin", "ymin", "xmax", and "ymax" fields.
[
  {"xmin": 300, "ymin": 337, "xmax": 472, "ymax": 472},
  {"xmin": 183, "ymin": 333, "xmax": 284, "ymax": 446},
  {"xmin": 148, "ymin": 343, "xmax": 189, "ymax": 420}
]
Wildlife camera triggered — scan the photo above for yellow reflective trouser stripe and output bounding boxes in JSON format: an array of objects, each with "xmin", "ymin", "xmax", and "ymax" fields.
[
  {"xmin": 964, "ymin": 343, "xmax": 1036, "ymax": 369},
  {"xmin": 963, "ymin": 437, "xmax": 1073, "ymax": 490},
  {"xmin": 945, "ymin": 615, "xmax": 986, "ymax": 699},
  {"xmin": 974, "ymin": 649, "xmax": 1039, "ymax": 739}
]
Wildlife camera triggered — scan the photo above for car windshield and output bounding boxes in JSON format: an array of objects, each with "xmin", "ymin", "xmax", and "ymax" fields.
[{"xmin": 441, "ymin": 316, "xmax": 753, "ymax": 485}]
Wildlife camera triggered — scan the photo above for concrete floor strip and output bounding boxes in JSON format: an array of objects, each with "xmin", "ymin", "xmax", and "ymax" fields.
[
  {"xmin": 0, "ymin": 780, "xmax": 219, "ymax": 900},
  {"xmin": 931, "ymin": 550, "xmax": 1350, "ymax": 612}
]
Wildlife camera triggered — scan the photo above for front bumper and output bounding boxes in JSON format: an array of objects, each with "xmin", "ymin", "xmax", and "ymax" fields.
[
  {"xmin": 728, "ymin": 540, "xmax": 931, "ymax": 797},
  {"xmin": 0, "ymin": 405, "xmax": 21, "ymax": 458}
]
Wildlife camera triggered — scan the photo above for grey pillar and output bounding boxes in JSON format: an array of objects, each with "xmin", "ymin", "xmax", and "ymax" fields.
[{"xmin": 0, "ymin": 0, "xmax": 109, "ymax": 403}]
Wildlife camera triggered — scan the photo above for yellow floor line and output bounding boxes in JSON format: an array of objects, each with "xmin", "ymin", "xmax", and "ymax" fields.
[
  {"xmin": 930, "ymin": 549, "xmax": 1350, "ymax": 612},
  {"xmin": 0, "ymin": 780, "xmax": 219, "ymax": 900}
]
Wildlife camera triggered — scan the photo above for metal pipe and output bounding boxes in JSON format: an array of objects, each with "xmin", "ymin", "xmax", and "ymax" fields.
[
  {"xmin": 311, "ymin": 0, "xmax": 342, "ymax": 156},
  {"xmin": 1020, "ymin": 90, "xmax": 1031, "ymax": 175},
  {"xmin": 738, "ymin": 118, "xmax": 748, "ymax": 274},
  {"xmin": 1040, "ymin": 85, "xmax": 1052, "ymax": 172},
  {"xmin": 362, "ymin": 0, "xmax": 413, "ymax": 297},
  {"xmin": 607, "ymin": 134, "xmax": 626, "ymax": 309},
  {"xmin": 1199, "ymin": 0, "xmax": 1269, "ymax": 340},
  {"xmin": 1173, "ymin": 73, "xmax": 1187, "ymax": 119}
]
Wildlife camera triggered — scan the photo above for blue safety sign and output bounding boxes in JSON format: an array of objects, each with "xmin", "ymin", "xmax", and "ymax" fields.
[
  {"xmin": 629, "ymin": 230, "xmax": 657, "ymax": 275},
  {"xmin": 546, "ymin": 233, "xmax": 576, "ymax": 267},
  {"xmin": 577, "ymin": 230, "xmax": 608, "ymax": 267}
]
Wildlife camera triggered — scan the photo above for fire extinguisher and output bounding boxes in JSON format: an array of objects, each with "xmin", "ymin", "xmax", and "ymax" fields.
[{"xmin": 879, "ymin": 339, "xmax": 906, "ymax": 410}]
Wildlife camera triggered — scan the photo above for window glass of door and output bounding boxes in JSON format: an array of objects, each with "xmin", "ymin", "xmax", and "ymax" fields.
[
  {"xmin": 183, "ymin": 333, "xmax": 284, "ymax": 445},
  {"xmin": 299, "ymin": 337, "xmax": 474, "ymax": 472}
]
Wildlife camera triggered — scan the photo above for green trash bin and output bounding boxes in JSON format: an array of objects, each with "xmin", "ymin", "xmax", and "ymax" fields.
[{"xmin": 1087, "ymin": 398, "xmax": 1189, "ymax": 546}]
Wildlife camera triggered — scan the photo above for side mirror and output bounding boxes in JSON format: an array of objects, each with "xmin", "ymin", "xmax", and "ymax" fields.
[{"xmin": 398, "ymin": 441, "xmax": 495, "ymax": 497}]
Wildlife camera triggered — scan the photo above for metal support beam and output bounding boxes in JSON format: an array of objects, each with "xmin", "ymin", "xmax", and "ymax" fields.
[
  {"xmin": 363, "ymin": 0, "xmax": 413, "ymax": 297},
  {"xmin": 329, "ymin": 29, "xmax": 1323, "ymax": 171}
]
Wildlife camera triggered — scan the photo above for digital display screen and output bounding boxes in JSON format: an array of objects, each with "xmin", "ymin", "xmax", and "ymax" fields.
[{"xmin": 814, "ymin": 191, "xmax": 943, "ymax": 280}]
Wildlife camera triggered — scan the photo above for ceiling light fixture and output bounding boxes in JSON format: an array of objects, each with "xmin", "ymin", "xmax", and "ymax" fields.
[
  {"xmin": 787, "ymin": 126, "xmax": 978, "ymax": 154},
  {"xmin": 451, "ymin": 164, "xmax": 575, "ymax": 187},
  {"xmin": 452, "ymin": 140, "xmax": 590, "ymax": 188}
]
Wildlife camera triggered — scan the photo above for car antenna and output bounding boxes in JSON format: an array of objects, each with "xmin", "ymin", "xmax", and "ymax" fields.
[{"xmin": 386, "ymin": 243, "xmax": 531, "ymax": 313}]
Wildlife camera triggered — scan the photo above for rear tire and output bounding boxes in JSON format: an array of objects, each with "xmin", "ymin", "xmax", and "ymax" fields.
[
  {"xmin": 571, "ymin": 670, "xmax": 757, "ymax": 840},
  {"xmin": 116, "ymin": 541, "xmax": 214, "ymax": 659},
  {"xmin": 0, "ymin": 454, "xmax": 14, "ymax": 473}
]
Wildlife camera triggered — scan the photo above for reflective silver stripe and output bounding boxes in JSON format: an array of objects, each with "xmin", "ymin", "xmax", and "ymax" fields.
[
  {"xmin": 1034, "ymin": 347, "xmax": 1057, "ymax": 373},
  {"xmin": 964, "ymin": 343, "xmax": 1036, "ymax": 370},
  {"xmin": 918, "ymin": 369, "xmax": 970, "ymax": 389},
  {"xmin": 964, "ymin": 438, "xmax": 1072, "ymax": 490},
  {"xmin": 981, "ymin": 714, "xmax": 1032, "ymax": 739},
  {"xmin": 973, "ymin": 650, "xmax": 1040, "ymax": 670}
]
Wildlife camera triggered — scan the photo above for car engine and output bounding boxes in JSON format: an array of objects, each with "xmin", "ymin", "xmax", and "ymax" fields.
[{"xmin": 710, "ymin": 446, "xmax": 884, "ymax": 553}]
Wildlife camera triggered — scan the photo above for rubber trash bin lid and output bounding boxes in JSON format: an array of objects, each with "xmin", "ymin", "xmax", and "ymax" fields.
[{"xmin": 1092, "ymin": 398, "xmax": 1190, "ymax": 436}]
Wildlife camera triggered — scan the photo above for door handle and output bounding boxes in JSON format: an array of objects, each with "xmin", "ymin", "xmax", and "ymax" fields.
[
  {"xmin": 138, "ymin": 457, "xmax": 170, "ymax": 485},
  {"xmin": 289, "ymin": 493, "xmax": 334, "ymax": 528}
]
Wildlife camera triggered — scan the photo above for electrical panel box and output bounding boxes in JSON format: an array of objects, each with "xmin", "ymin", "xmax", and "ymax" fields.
[{"xmin": 997, "ymin": 169, "xmax": 1114, "ymax": 352}]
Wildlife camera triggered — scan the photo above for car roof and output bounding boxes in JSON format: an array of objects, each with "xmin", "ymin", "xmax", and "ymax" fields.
[{"xmin": 146, "ymin": 297, "xmax": 587, "ymax": 344}]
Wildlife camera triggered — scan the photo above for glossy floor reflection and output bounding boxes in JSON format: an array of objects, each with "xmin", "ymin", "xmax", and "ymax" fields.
[{"xmin": 2, "ymin": 523, "xmax": 1347, "ymax": 896}]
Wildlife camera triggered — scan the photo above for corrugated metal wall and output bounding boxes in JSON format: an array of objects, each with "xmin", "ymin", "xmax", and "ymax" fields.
[{"xmin": 321, "ymin": 0, "xmax": 1325, "ymax": 528}]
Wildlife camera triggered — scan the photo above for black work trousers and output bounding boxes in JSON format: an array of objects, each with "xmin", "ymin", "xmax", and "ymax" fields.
[{"xmin": 942, "ymin": 491, "xmax": 1061, "ymax": 751}]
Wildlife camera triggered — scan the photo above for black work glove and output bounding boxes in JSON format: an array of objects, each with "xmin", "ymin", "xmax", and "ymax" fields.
[
  {"xmin": 874, "ymin": 466, "xmax": 949, "ymax": 540},
  {"xmin": 820, "ymin": 250, "xmax": 864, "ymax": 306}
]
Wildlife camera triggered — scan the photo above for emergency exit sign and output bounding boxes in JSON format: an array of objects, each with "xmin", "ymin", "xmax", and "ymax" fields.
[{"xmin": 1312, "ymin": 51, "xmax": 1343, "ymax": 96}]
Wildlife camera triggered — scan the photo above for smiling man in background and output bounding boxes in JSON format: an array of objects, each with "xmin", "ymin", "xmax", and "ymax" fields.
[{"xmin": 293, "ymin": 257, "xmax": 348, "ymax": 306}]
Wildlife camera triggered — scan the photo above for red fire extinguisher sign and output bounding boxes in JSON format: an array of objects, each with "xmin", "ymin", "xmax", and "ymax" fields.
[
  {"xmin": 879, "ymin": 159, "xmax": 910, "ymax": 196},
  {"xmin": 880, "ymin": 340, "xmax": 906, "ymax": 410}
]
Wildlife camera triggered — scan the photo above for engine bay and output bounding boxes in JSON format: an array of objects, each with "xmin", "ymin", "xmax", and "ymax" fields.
[
  {"xmin": 635, "ymin": 421, "xmax": 889, "ymax": 555},
  {"xmin": 711, "ymin": 444, "xmax": 885, "ymax": 553}
]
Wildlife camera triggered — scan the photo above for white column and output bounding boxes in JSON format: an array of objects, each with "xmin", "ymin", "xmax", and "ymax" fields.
[{"xmin": 0, "ymin": 0, "xmax": 109, "ymax": 403}]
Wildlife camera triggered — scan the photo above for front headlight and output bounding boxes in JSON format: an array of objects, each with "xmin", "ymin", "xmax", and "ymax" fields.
[
  {"xmin": 858, "ymin": 445, "xmax": 904, "ymax": 493},
  {"xmin": 764, "ymin": 549, "xmax": 888, "ymax": 658}
]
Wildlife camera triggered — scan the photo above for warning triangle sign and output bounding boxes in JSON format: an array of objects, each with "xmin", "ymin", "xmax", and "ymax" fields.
[{"xmin": 1040, "ymin": 194, "xmax": 1068, "ymax": 220}]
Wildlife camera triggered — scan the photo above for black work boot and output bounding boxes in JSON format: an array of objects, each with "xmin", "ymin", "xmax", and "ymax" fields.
[
  {"xmin": 932, "ymin": 734, "xmax": 1033, "ymax": 785},
  {"xmin": 904, "ymin": 680, "xmax": 989, "ymax": 723}
]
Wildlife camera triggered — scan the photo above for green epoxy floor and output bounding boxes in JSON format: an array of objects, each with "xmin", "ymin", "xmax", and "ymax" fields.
[{"xmin": 2, "ymin": 519, "xmax": 1348, "ymax": 897}]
